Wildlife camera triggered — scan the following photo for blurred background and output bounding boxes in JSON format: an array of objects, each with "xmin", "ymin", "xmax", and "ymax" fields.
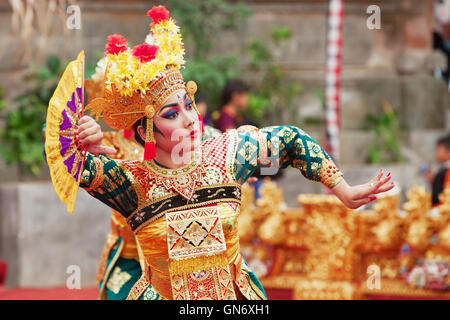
[{"xmin": 0, "ymin": 0, "xmax": 449, "ymax": 299}]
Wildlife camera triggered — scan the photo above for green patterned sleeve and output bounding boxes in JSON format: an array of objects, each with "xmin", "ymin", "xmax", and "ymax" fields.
[
  {"xmin": 80, "ymin": 153, "xmax": 138, "ymax": 216},
  {"xmin": 233, "ymin": 125, "xmax": 343, "ymax": 188}
]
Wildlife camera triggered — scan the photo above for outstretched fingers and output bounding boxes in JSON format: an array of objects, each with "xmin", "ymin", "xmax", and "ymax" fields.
[
  {"xmin": 348, "ymin": 195, "xmax": 377, "ymax": 210},
  {"xmin": 374, "ymin": 180, "xmax": 395, "ymax": 194},
  {"xmin": 365, "ymin": 169, "xmax": 393, "ymax": 196},
  {"xmin": 356, "ymin": 169, "xmax": 382, "ymax": 198}
]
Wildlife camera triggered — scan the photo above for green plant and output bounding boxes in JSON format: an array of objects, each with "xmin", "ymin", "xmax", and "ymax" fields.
[
  {"xmin": 168, "ymin": 0, "xmax": 251, "ymax": 60},
  {"xmin": 0, "ymin": 56, "xmax": 65, "ymax": 176},
  {"xmin": 245, "ymin": 27, "xmax": 303, "ymax": 126},
  {"xmin": 366, "ymin": 99, "xmax": 404, "ymax": 164},
  {"xmin": 183, "ymin": 54, "xmax": 240, "ymax": 108},
  {"xmin": 167, "ymin": 0, "xmax": 250, "ymax": 110},
  {"xmin": 0, "ymin": 87, "xmax": 5, "ymax": 112}
]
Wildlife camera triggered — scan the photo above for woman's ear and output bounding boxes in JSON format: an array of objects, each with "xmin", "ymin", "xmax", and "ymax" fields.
[{"xmin": 137, "ymin": 125, "xmax": 146, "ymax": 142}]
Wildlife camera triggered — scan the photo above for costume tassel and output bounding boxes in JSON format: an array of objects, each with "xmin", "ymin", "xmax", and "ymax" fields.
[
  {"xmin": 169, "ymin": 253, "xmax": 228, "ymax": 275},
  {"xmin": 198, "ymin": 113, "xmax": 204, "ymax": 134},
  {"xmin": 144, "ymin": 116, "xmax": 155, "ymax": 160},
  {"xmin": 144, "ymin": 141, "xmax": 156, "ymax": 160}
]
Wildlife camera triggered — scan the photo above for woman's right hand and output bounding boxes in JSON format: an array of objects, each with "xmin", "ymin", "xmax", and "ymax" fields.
[{"xmin": 77, "ymin": 116, "xmax": 116, "ymax": 154}]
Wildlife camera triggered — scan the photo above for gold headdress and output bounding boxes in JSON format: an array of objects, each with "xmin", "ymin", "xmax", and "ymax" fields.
[{"xmin": 86, "ymin": 5, "xmax": 202, "ymax": 160}]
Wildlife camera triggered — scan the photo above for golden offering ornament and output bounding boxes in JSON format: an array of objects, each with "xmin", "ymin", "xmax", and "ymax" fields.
[{"xmin": 186, "ymin": 80, "xmax": 197, "ymax": 96}]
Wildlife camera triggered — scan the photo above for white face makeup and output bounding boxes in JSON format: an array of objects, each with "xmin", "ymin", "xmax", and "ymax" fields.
[{"xmin": 138, "ymin": 89, "xmax": 201, "ymax": 164}]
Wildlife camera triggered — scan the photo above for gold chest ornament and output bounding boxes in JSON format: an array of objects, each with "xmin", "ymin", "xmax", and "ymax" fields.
[{"xmin": 166, "ymin": 206, "xmax": 236, "ymax": 300}]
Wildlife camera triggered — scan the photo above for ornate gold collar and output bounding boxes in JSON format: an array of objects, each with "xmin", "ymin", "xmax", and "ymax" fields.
[{"xmin": 145, "ymin": 148, "xmax": 205, "ymax": 200}]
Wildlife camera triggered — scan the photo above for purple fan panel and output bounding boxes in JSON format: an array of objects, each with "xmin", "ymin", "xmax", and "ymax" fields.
[
  {"xmin": 63, "ymin": 153, "xmax": 76, "ymax": 175},
  {"xmin": 75, "ymin": 161, "xmax": 82, "ymax": 182},
  {"xmin": 60, "ymin": 110, "xmax": 72, "ymax": 131},
  {"xmin": 67, "ymin": 92, "xmax": 77, "ymax": 113},
  {"xmin": 59, "ymin": 135, "xmax": 72, "ymax": 157},
  {"xmin": 76, "ymin": 87, "xmax": 83, "ymax": 106}
]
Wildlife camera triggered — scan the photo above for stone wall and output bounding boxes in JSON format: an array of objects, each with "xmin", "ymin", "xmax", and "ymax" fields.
[{"xmin": 0, "ymin": 182, "xmax": 110, "ymax": 287}]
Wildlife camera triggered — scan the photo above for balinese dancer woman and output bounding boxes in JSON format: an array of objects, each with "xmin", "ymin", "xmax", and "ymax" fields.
[
  {"xmin": 46, "ymin": 6, "xmax": 394, "ymax": 300},
  {"xmin": 85, "ymin": 56, "xmax": 221, "ymax": 300}
]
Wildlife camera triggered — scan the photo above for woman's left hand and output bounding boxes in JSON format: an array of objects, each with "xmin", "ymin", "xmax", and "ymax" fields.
[{"xmin": 331, "ymin": 169, "xmax": 394, "ymax": 210}]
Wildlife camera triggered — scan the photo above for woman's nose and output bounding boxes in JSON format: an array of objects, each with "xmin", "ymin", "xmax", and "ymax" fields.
[{"xmin": 181, "ymin": 111, "xmax": 195, "ymax": 128}]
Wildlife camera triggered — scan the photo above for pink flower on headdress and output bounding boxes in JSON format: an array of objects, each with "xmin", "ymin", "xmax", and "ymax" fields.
[
  {"xmin": 105, "ymin": 34, "xmax": 128, "ymax": 55},
  {"xmin": 147, "ymin": 5, "xmax": 170, "ymax": 26},
  {"xmin": 132, "ymin": 43, "xmax": 158, "ymax": 63}
]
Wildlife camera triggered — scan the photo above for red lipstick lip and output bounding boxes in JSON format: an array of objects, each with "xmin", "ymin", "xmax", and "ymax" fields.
[{"xmin": 189, "ymin": 130, "xmax": 198, "ymax": 138}]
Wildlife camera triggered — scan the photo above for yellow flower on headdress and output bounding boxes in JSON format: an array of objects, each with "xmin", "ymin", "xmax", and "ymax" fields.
[{"xmin": 103, "ymin": 5, "xmax": 185, "ymax": 97}]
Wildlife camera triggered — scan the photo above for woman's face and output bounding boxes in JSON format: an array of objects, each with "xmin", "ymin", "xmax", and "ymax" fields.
[{"xmin": 139, "ymin": 89, "xmax": 200, "ymax": 160}]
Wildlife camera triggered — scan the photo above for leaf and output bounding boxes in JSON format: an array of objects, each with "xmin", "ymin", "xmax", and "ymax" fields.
[
  {"xmin": 47, "ymin": 56, "xmax": 60, "ymax": 75},
  {"xmin": 271, "ymin": 27, "xmax": 292, "ymax": 44},
  {"xmin": 37, "ymin": 66, "xmax": 52, "ymax": 81}
]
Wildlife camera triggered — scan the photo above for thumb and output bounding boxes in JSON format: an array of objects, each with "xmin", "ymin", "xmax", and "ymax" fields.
[{"xmin": 87, "ymin": 144, "xmax": 117, "ymax": 155}]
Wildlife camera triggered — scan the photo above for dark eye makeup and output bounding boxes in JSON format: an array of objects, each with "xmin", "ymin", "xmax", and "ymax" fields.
[
  {"xmin": 161, "ymin": 97, "xmax": 194, "ymax": 120},
  {"xmin": 161, "ymin": 107, "xmax": 179, "ymax": 119}
]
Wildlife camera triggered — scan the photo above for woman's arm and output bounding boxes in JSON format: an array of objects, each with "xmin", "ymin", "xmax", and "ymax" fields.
[
  {"xmin": 76, "ymin": 116, "xmax": 139, "ymax": 216},
  {"xmin": 233, "ymin": 125, "xmax": 393, "ymax": 210}
]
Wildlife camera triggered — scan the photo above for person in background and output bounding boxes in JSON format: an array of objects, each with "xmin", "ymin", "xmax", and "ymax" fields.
[
  {"xmin": 433, "ymin": 0, "xmax": 450, "ymax": 85},
  {"xmin": 429, "ymin": 133, "xmax": 450, "ymax": 205},
  {"xmin": 215, "ymin": 79, "xmax": 250, "ymax": 132},
  {"xmin": 215, "ymin": 79, "xmax": 282, "ymax": 198},
  {"xmin": 194, "ymin": 91, "xmax": 221, "ymax": 140},
  {"xmin": 194, "ymin": 92, "xmax": 209, "ymax": 126}
]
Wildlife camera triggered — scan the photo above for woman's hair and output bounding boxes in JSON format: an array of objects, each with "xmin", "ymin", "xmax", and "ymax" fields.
[
  {"xmin": 437, "ymin": 133, "xmax": 450, "ymax": 149},
  {"xmin": 220, "ymin": 79, "xmax": 249, "ymax": 108},
  {"xmin": 133, "ymin": 117, "xmax": 162, "ymax": 147},
  {"xmin": 194, "ymin": 92, "xmax": 205, "ymax": 104}
]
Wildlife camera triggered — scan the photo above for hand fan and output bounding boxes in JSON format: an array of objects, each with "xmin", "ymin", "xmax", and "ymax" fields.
[{"xmin": 45, "ymin": 51, "xmax": 87, "ymax": 214}]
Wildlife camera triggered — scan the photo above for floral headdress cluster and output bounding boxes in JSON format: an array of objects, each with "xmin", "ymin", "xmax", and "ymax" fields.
[
  {"xmin": 86, "ymin": 6, "xmax": 202, "ymax": 161},
  {"xmin": 104, "ymin": 6, "xmax": 185, "ymax": 97}
]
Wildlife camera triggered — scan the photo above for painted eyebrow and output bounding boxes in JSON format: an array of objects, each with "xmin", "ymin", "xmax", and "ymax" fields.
[
  {"xmin": 159, "ymin": 104, "xmax": 179, "ymax": 113},
  {"xmin": 159, "ymin": 93, "xmax": 188, "ymax": 113}
]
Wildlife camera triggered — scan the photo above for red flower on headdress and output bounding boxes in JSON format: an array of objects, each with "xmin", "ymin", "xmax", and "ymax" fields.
[
  {"xmin": 147, "ymin": 5, "xmax": 170, "ymax": 26},
  {"xmin": 105, "ymin": 34, "xmax": 128, "ymax": 55},
  {"xmin": 132, "ymin": 43, "xmax": 158, "ymax": 63}
]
